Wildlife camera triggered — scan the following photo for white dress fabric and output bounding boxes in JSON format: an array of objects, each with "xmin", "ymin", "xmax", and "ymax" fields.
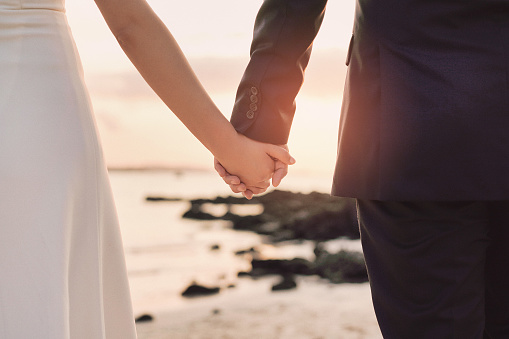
[{"xmin": 0, "ymin": 0, "xmax": 137, "ymax": 338}]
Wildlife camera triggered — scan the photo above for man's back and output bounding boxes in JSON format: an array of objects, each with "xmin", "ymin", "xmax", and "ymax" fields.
[{"xmin": 334, "ymin": 0, "xmax": 509, "ymax": 200}]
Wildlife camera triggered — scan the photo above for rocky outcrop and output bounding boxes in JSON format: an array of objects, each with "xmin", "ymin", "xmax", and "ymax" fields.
[
  {"xmin": 135, "ymin": 314, "xmax": 154, "ymax": 323},
  {"xmin": 238, "ymin": 246, "xmax": 368, "ymax": 286},
  {"xmin": 150, "ymin": 190, "xmax": 367, "ymax": 296},
  {"xmin": 271, "ymin": 275, "xmax": 298, "ymax": 291},
  {"xmin": 181, "ymin": 283, "xmax": 220, "ymax": 297},
  {"xmin": 181, "ymin": 190, "xmax": 359, "ymax": 242},
  {"xmin": 145, "ymin": 196, "xmax": 182, "ymax": 202}
]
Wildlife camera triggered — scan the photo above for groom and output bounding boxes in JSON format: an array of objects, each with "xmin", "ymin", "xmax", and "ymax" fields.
[{"xmin": 216, "ymin": 0, "xmax": 509, "ymax": 338}]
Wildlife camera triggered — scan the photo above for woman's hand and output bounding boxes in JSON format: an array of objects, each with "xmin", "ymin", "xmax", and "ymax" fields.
[{"xmin": 214, "ymin": 137, "xmax": 294, "ymax": 199}]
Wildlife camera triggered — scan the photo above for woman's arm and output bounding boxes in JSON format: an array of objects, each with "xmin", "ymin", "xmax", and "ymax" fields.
[
  {"xmin": 94, "ymin": 0, "xmax": 232, "ymax": 160},
  {"xmin": 93, "ymin": 0, "xmax": 294, "ymax": 188}
]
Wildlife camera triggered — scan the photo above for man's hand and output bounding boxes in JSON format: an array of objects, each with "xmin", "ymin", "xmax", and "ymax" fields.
[
  {"xmin": 214, "ymin": 144, "xmax": 291, "ymax": 199},
  {"xmin": 271, "ymin": 144, "xmax": 290, "ymax": 187}
]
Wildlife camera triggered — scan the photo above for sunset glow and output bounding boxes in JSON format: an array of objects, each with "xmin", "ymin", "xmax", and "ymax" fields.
[{"xmin": 66, "ymin": 0, "xmax": 356, "ymax": 175}]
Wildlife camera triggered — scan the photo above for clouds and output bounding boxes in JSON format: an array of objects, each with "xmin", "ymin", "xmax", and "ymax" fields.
[
  {"xmin": 86, "ymin": 48, "xmax": 347, "ymax": 101},
  {"xmin": 67, "ymin": 0, "xmax": 354, "ymax": 173}
]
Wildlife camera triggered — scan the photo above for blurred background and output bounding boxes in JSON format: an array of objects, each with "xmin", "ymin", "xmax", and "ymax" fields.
[
  {"xmin": 66, "ymin": 0, "xmax": 354, "ymax": 175},
  {"xmin": 66, "ymin": 1, "xmax": 382, "ymax": 338}
]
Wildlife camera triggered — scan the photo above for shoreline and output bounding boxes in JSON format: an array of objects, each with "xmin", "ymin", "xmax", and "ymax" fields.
[{"xmin": 135, "ymin": 276, "xmax": 382, "ymax": 339}]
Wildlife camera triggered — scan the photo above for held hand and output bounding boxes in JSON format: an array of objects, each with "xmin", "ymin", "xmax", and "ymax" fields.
[
  {"xmin": 271, "ymin": 144, "xmax": 290, "ymax": 187},
  {"xmin": 214, "ymin": 158, "xmax": 261, "ymax": 199},
  {"xmin": 214, "ymin": 158, "xmax": 247, "ymax": 194},
  {"xmin": 215, "ymin": 134, "xmax": 295, "ymax": 187},
  {"xmin": 214, "ymin": 142, "xmax": 293, "ymax": 199}
]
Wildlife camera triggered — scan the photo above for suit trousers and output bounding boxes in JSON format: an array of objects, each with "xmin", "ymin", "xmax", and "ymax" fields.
[{"xmin": 356, "ymin": 200, "xmax": 509, "ymax": 339}]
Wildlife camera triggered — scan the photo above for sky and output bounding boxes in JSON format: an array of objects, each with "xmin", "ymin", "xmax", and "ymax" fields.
[{"xmin": 65, "ymin": 0, "xmax": 356, "ymax": 176}]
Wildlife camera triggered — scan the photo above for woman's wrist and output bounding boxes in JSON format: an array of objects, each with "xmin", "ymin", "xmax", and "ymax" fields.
[{"xmin": 207, "ymin": 122, "xmax": 242, "ymax": 163}]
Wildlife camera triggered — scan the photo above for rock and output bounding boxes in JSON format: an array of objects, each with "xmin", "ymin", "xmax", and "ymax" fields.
[
  {"xmin": 182, "ymin": 203, "xmax": 217, "ymax": 220},
  {"xmin": 234, "ymin": 247, "xmax": 258, "ymax": 256},
  {"xmin": 182, "ymin": 190, "xmax": 359, "ymax": 242},
  {"xmin": 182, "ymin": 210, "xmax": 216, "ymax": 220},
  {"xmin": 313, "ymin": 242, "xmax": 327, "ymax": 258},
  {"xmin": 220, "ymin": 211, "xmax": 240, "ymax": 221},
  {"xmin": 314, "ymin": 249, "xmax": 368, "ymax": 283},
  {"xmin": 212, "ymin": 309, "xmax": 221, "ymax": 315},
  {"xmin": 178, "ymin": 190, "xmax": 366, "ymax": 286},
  {"xmin": 239, "ymin": 249, "xmax": 368, "ymax": 285},
  {"xmin": 135, "ymin": 314, "xmax": 154, "ymax": 323},
  {"xmin": 271, "ymin": 275, "xmax": 297, "ymax": 291},
  {"xmin": 230, "ymin": 215, "xmax": 267, "ymax": 231},
  {"xmin": 210, "ymin": 244, "xmax": 220, "ymax": 251},
  {"xmin": 181, "ymin": 283, "xmax": 220, "ymax": 297},
  {"xmin": 146, "ymin": 196, "xmax": 182, "ymax": 202},
  {"xmin": 250, "ymin": 258, "xmax": 314, "ymax": 277},
  {"xmin": 281, "ymin": 209, "xmax": 359, "ymax": 241}
]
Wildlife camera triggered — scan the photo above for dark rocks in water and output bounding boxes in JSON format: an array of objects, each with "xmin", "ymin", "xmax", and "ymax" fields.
[
  {"xmin": 281, "ymin": 209, "xmax": 359, "ymax": 241},
  {"xmin": 181, "ymin": 283, "xmax": 220, "ymax": 297},
  {"xmin": 135, "ymin": 314, "xmax": 154, "ymax": 323},
  {"xmin": 210, "ymin": 244, "xmax": 221, "ymax": 251},
  {"xmin": 237, "ymin": 271, "xmax": 251, "ymax": 278},
  {"xmin": 272, "ymin": 275, "xmax": 297, "ymax": 291},
  {"xmin": 182, "ymin": 210, "xmax": 216, "ymax": 220},
  {"xmin": 313, "ymin": 242, "xmax": 328, "ymax": 258},
  {"xmin": 234, "ymin": 247, "xmax": 258, "ymax": 256},
  {"xmin": 181, "ymin": 190, "xmax": 359, "ymax": 242},
  {"xmin": 173, "ymin": 190, "xmax": 367, "ymax": 292},
  {"xmin": 230, "ymin": 215, "xmax": 267, "ymax": 231},
  {"xmin": 250, "ymin": 258, "xmax": 314, "ymax": 277},
  {"xmin": 240, "ymin": 249, "xmax": 368, "ymax": 285},
  {"xmin": 146, "ymin": 196, "xmax": 182, "ymax": 202},
  {"xmin": 179, "ymin": 190, "xmax": 366, "ymax": 286},
  {"xmin": 190, "ymin": 196, "xmax": 256, "ymax": 206},
  {"xmin": 314, "ymin": 249, "xmax": 368, "ymax": 284},
  {"xmin": 182, "ymin": 203, "xmax": 217, "ymax": 220}
]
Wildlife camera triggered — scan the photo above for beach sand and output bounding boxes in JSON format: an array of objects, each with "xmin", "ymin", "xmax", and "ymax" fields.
[{"xmin": 136, "ymin": 276, "xmax": 382, "ymax": 339}]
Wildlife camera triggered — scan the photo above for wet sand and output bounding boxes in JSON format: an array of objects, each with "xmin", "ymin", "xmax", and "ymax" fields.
[{"xmin": 136, "ymin": 276, "xmax": 382, "ymax": 339}]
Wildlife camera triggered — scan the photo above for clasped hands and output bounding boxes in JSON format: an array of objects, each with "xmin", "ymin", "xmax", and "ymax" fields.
[{"xmin": 213, "ymin": 133, "xmax": 294, "ymax": 199}]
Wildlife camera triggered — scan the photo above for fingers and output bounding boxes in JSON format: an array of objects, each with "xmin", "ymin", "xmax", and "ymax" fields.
[
  {"xmin": 238, "ymin": 180, "xmax": 270, "ymax": 200},
  {"xmin": 256, "ymin": 180, "xmax": 271, "ymax": 190},
  {"xmin": 242, "ymin": 185, "xmax": 268, "ymax": 199},
  {"xmin": 265, "ymin": 144, "xmax": 296, "ymax": 166},
  {"xmin": 247, "ymin": 186, "xmax": 268, "ymax": 194},
  {"xmin": 213, "ymin": 158, "xmax": 227, "ymax": 177},
  {"xmin": 213, "ymin": 155, "xmax": 271, "ymax": 200},
  {"xmin": 225, "ymin": 176, "xmax": 269, "ymax": 193},
  {"xmin": 272, "ymin": 159, "xmax": 288, "ymax": 187},
  {"xmin": 214, "ymin": 158, "xmax": 241, "ymax": 185},
  {"xmin": 229, "ymin": 183, "xmax": 247, "ymax": 193},
  {"xmin": 223, "ymin": 175, "xmax": 241, "ymax": 186},
  {"xmin": 242, "ymin": 190, "xmax": 254, "ymax": 200}
]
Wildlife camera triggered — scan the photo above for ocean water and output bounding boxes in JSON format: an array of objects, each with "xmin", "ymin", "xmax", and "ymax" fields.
[{"xmin": 108, "ymin": 169, "xmax": 360, "ymax": 315}]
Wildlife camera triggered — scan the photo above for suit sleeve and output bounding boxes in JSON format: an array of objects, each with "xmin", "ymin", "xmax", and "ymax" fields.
[{"xmin": 230, "ymin": 0, "xmax": 328, "ymax": 144}]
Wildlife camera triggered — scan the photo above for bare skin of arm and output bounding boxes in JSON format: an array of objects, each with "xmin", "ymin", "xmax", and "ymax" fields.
[{"xmin": 93, "ymin": 0, "xmax": 294, "ymax": 190}]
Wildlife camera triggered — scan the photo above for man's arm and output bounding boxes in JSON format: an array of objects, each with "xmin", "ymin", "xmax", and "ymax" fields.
[
  {"xmin": 231, "ymin": 0, "xmax": 328, "ymax": 144},
  {"xmin": 216, "ymin": 0, "xmax": 327, "ymax": 198}
]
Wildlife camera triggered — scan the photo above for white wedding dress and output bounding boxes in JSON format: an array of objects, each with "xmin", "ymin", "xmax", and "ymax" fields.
[{"xmin": 0, "ymin": 0, "xmax": 137, "ymax": 338}]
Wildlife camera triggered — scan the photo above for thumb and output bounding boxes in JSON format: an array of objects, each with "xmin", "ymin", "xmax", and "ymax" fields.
[
  {"xmin": 272, "ymin": 161, "xmax": 288, "ymax": 187},
  {"xmin": 265, "ymin": 144, "xmax": 296, "ymax": 166}
]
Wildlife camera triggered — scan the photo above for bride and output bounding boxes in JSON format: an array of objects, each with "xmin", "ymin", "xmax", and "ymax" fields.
[{"xmin": 0, "ymin": 0, "xmax": 293, "ymax": 337}]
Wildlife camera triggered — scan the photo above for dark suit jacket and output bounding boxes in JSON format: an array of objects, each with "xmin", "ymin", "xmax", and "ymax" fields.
[{"xmin": 231, "ymin": 0, "xmax": 509, "ymax": 201}]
